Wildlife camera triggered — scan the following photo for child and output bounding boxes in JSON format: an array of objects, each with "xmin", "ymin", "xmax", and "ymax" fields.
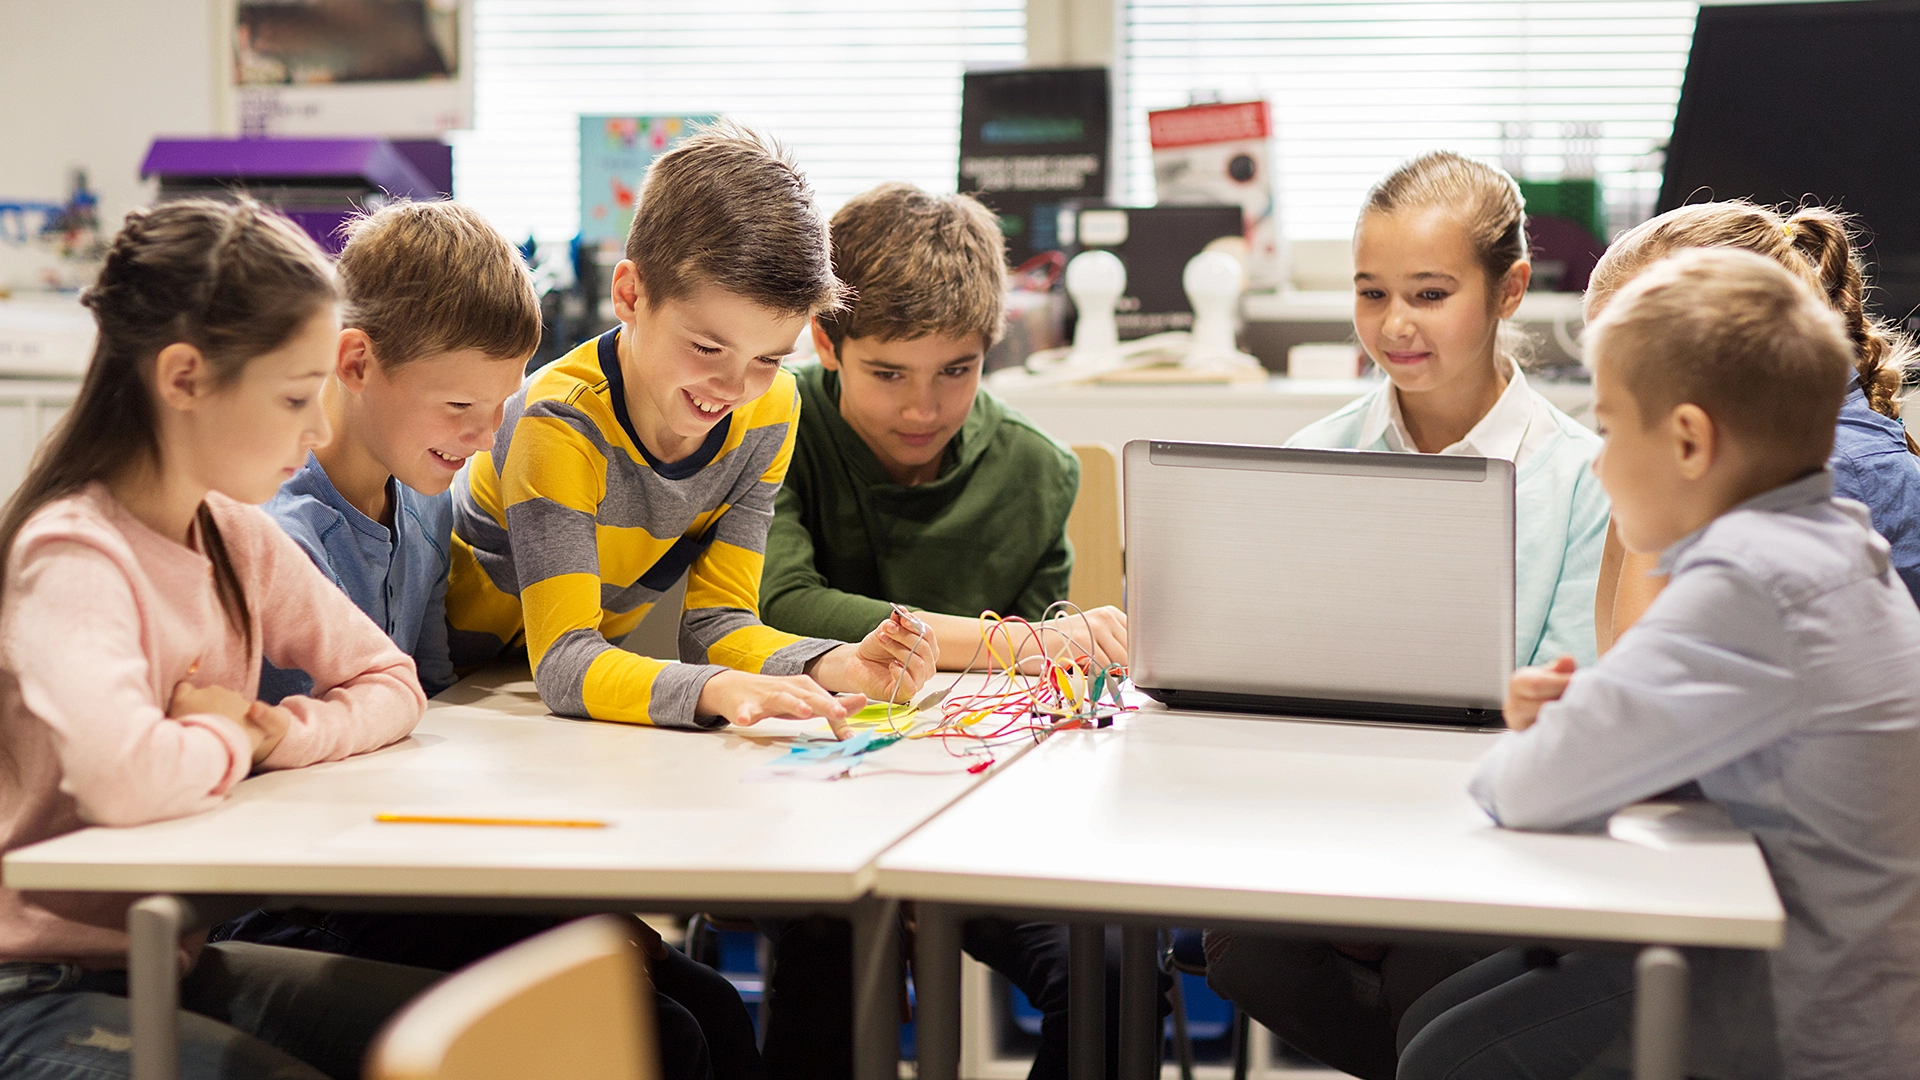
[
  {"xmin": 1588, "ymin": 202, "xmax": 1920, "ymax": 652},
  {"xmin": 445, "ymin": 121, "xmax": 935, "ymax": 732},
  {"xmin": 1203, "ymin": 151, "xmax": 1611, "ymax": 1080},
  {"xmin": 0, "ymin": 198, "xmax": 439, "ymax": 1080},
  {"xmin": 755, "ymin": 182, "xmax": 1130, "ymax": 1080},
  {"xmin": 258, "ymin": 200, "xmax": 539, "ymax": 703},
  {"xmin": 220, "ymin": 200, "xmax": 766, "ymax": 1080},
  {"xmin": 760, "ymin": 181, "xmax": 1126, "ymax": 671},
  {"xmin": 1286, "ymin": 150, "xmax": 1608, "ymax": 669},
  {"xmin": 218, "ymin": 202, "xmax": 542, "ymax": 954},
  {"xmin": 1407, "ymin": 247, "xmax": 1920, "ymax": 1079}
]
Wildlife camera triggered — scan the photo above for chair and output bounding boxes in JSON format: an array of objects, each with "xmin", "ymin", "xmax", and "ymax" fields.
[
  {"xmin": 1163, "ymin": 928, "xmax": 1249, "ymax": 1080},
  {"xmin": 685, "ymin": 912, "xmax": 773, "ymax": 1043},
  {"xmin": 1068, "ymin": 444, "xmax": 1125, "ymax": 612},
  {"xmin": 366, "ymin": 915, "xmax": 660, "ymax": 1080}
]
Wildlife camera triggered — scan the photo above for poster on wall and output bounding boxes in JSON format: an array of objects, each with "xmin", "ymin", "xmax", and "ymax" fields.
[
  {"xmin": 228, "ymin": 0, "xmax": 473, "ymax": 137},
  {"xmin": 958, "ymin": 68, "xmax": 1111, "ymax": 267},
  {"xmin": 579, "ymin": 116, "xmax": 715, "ymax": 250}
]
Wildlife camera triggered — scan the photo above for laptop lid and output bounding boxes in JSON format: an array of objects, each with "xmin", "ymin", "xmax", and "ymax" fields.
[{"xmin": 1124, "ymin": 440, "xmax": 1516, "ymax": 727}]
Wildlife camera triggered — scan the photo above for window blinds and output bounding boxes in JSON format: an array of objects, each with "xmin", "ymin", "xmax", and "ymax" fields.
[
  {"xmin": 455, "ymin": 0, "xmax": 1026, "ymax": 243},
  {"xmin": 1125, "ymin": 1, "xmax": 1699, "ymax": 240}
]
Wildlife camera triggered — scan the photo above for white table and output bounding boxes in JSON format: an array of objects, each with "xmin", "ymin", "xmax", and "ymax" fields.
[
  {"xmin": 4, "ymin": 665, "xmax": 1019, "ymax": 1080},
  {"xmin": 877, "ymin": 701, "xmax": 1785, "ymax": 1080}
]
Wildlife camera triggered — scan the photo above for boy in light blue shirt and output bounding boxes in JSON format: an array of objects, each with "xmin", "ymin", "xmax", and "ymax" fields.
[
  {"xmin": 259, "ymin": 462, "xmax": 456, "ymax": 700},
  {"xmin": 255, "ymin": 201, "xmax": 538, "ymax": 703},
  {"xmin": 1407, "ymin": 248, "xmax": 1920, "ymax": 1079}
]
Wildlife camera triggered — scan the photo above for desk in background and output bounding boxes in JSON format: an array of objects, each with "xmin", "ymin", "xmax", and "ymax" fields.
[
  {"xmin": 0, "ymin": 294, "xmax": 90, "ymax": 500},
  {"xmin": 1240, "ymin": 290, "xmax": 1588, "ymax": 375},
  {"xmin": 992, "ymin": 377, "xmax": 1594, "ymax": 458}
]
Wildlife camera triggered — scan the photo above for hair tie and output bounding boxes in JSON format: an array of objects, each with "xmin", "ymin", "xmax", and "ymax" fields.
[{"xmin": 1782, "ymin": 222, "xmax": 1796, "ymax": 239}]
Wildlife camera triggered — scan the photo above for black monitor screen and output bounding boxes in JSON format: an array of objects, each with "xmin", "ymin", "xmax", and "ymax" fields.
[{"xmin": 1660, "ymin": 0, "xmax": 1920, "ymax": 317}]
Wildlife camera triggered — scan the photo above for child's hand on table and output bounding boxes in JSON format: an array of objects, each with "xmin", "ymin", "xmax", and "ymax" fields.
[
  {"xmin": 1016, "ymin": 606, "xmax": 1129, "ymax": 670},
  {"xmin": 168, "ymin": 681, "xmax": 291, "ymax": 764},
  {"xmin": 808, "ymin": 608, "xmax": 939, "ymax": 708},
  {"xmin": 242, "ymin": 702, "xmax": 292, "ymax": 764},
  {"xmin": 1503, "ymin": 655, "xmax": 1577, "ymax": 731},
  {"xmin": 699, "ymin": 670, "xmax": 866, "ymax": 741}
]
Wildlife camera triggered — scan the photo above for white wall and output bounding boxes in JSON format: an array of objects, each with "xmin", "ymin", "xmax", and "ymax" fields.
[
  {"xmin": 0, "ymin": 0, "xmax": 222, "ymax": 232},
  {"xmin": 0, "ymin": 0, "xmax": 1121, "ymax": 236}
]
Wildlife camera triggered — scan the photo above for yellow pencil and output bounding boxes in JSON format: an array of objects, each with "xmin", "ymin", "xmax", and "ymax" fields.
[{"xmin": 374, "ymin": 813, "xmax": 608, "ymax": 829}]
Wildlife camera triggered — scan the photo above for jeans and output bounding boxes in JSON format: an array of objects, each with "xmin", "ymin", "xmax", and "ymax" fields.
[
  {"xmin": 214, "ymin": 910, "xmax": 760, "ymax": 1080},
  {"xmin": 0, "ymin": 942, "xmax": 443, "ymax": 1080},
  {"xmin": 1395, "ymin": 949, "xmax": 1632, "ymax": 1080},
  {"xmin": 1200, "ymin": 931, "xmax": 1487, "ymax": 1080},
  {"xmin": 760, "ymin": 916, "xmax": 1159, "ymax": 1080}
]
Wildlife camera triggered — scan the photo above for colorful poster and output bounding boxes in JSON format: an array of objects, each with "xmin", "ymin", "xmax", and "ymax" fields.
[{"xmin": 580, "ymin": 115, "xmax": 715, "ymax": 247}]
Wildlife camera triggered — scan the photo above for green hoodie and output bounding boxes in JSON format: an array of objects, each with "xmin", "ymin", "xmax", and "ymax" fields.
[{"xmin": 760, "ymin": 362, "xmax": 1081, "ymax": 642}]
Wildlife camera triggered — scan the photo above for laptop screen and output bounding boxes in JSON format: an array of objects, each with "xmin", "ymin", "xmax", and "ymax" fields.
[{"xmin": 1125, "ymin": 440, "xmax": 1515, "ymax": 723}]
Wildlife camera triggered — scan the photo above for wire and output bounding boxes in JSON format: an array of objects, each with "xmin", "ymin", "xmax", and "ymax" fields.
[{"xmin": 858, "ymin": 607, "xmax": 1137, "ymax": 778}]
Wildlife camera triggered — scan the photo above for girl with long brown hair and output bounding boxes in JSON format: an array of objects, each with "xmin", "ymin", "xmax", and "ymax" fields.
[{"xmin": 0, "ymin": 198, "xmax": 439, "ymax": 1080}]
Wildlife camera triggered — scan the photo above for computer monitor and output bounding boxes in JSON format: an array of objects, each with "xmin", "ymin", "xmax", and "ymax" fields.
[{"xmin": 1660, "ymin": 0, "xmax": 1920, "ymax": 322}]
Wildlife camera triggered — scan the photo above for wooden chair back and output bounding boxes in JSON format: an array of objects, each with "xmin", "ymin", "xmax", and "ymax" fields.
[
  {"xmin": 1067, "ymin": 443, "xmax": 1125, "ymax": 612},
  {"xmin": 365, "ymin": 916, "xmax": 659, "ymax": 1080}
]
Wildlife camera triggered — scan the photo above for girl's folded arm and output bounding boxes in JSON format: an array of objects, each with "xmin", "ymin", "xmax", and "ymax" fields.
[
  {"xmin": 5, "ymin": 539, "xmax": 252, "ymax": 826},
  {"xmin": 254, "ymin": 517, "xmax": 426, "ymax": 768}
]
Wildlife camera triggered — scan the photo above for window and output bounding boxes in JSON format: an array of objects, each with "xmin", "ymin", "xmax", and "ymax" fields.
[
  {"xmin": 1125, "ymin": 1, "xmax": 1699, "ymax": 240},
  {"xmin": 456, "ymin": 0, "xmax": 1026, "ymax": 244}
]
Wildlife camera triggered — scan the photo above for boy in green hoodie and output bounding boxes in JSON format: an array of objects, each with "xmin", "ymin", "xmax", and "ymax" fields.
[
  {"xmin": 759, "ymin": 181, "xmax": 1127, "ymax": 671},
  {"xmin": 757, "ymin": 182, "xmax": 1139, "ymax": 1080}
]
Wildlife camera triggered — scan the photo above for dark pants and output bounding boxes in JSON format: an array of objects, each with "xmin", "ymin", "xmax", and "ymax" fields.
[
  {"xmin": 1395, "ymin": 949, "xmax": 1632, "ymax": 1080},
  {"xmin": 0, "ymin": 942, "xmax": 441, "ymax": 1080},
  {"xmin": 760, "ymin": 916, "xmax": 1155, "ymax": 1080},
  {"xmin": 1201, "ymin": 931, "xmax": 1486, "ymax": 1080},
  {"xmin": 215, "ymin": 910, "xmax": 761, "ymax": 1080}
]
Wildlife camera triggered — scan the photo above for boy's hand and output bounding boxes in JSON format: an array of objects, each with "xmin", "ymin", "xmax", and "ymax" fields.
[
  {"xmin": 809, "ymin": 611, "xmax": 939, "ymax": 706},
  {"xmin": 1504, "ymin": 655, "xmax": 1577, "ymax": 731},
  {"xmin": 1018, "ymin": 606, "xmax": 1129, "ymax": 669},
  {"xmin": 700, "ymin": 670, "xmax": 865, "ymax": 740},
  {"xmin": 242, "ymin": 701, "xmax": 293, "ymax": 765}
]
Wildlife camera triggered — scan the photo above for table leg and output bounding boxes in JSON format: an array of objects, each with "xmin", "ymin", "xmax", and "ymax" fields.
[
  {"xmin": 913, "ymin": 903, "xmax": 962, "ymax": 1080},
  {"xmin": 1118, "ymin": 926, "xmax": 1159, "ymax": 1080},
  {"xmin": 851, "ymin": 897, "xmax": 901, "ymax": 1080},
  {"xmin": 1069, "ymin": 922, "xmax": 1106, "ymax": 1080},
  {"xmin": 129, "ymin": 895, "xmax": 191, "ymax": 1080},
  {"xmin": 1632, "ymin": 945, "xmax": 1689, "ymax": 1080}
]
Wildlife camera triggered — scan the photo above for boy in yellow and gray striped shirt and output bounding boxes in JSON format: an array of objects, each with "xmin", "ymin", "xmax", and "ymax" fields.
[{"xmin": 446, "ymin": 121, "xmax": 935, "ymax": 729}]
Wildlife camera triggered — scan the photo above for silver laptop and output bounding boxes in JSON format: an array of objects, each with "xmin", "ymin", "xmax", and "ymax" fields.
[{"xmin": 1124, "ymin": 440, "xmax": 1515, "ymax": 727}]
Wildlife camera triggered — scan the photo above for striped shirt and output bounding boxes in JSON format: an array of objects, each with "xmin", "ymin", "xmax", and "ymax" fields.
[{"xmin": 446, "ymin": 329, "xmax": 840, "ymax": 728}]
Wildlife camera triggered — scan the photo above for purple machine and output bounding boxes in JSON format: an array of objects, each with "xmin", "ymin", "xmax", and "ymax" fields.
[{"xmin": 140, "ymin": 138, "xmax": 452, "ymax": 254}]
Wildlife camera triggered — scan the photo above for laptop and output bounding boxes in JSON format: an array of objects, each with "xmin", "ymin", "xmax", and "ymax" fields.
[{"xmin": 1124, "ymin": 440, "xmax": 1515, "ymax": 727}]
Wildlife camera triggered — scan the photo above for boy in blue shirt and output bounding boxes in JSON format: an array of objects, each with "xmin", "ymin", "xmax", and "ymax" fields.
[
  {"xmin": 1403, "ymin": 248, "xmax": 1920, "ymax": 1078},
  {"xmin": 221, "ymin": 201, "xmax": 767, "ymax": 1080},
  {"xmin": 258, "ymin": 201, "xmax": 538, "ymax": 701}
]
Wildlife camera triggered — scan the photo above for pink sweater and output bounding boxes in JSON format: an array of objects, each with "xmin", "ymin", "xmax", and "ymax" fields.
[{"xmin": 0, "ymin": 483, "xmax": 425, "ymax": 966}]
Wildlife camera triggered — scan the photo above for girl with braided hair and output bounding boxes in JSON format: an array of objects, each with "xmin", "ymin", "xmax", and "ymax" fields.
[
  {"xmin": 1591, "ymin": 200, "xmax": 1920, "ymax": 650},
  {"xmin": 0, "ymin": 198, "xmax": 440, "ymax": 1080}
]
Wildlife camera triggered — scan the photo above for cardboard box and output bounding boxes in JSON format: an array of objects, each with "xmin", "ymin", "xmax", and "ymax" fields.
[{"xmin": 1148, "ymin": 101, "xmax": 1282, "ymax": 288}]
